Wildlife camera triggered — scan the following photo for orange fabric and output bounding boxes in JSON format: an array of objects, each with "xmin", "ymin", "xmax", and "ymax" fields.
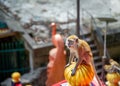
[{"xmin": 46, "ymin": 23, "xmax": 66, "ymax": 86}]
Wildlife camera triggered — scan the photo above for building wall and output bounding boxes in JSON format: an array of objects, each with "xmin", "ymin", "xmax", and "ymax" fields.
[
  {"xmin": 33, "ymin": 44, "xmax": 54, "ymax": 69},
  {"xmin": 108, "ymin": 45, "xmax": 120, "ymax": 62}
]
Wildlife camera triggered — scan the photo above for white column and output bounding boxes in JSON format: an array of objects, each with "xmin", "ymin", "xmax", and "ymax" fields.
[
  {"xmin": 25, "ymin": 42, "xmax": 34, "ymax": 73},
  {"xmin": 103, "ymin": 22, "xmax": 108, "ymax": 59}
]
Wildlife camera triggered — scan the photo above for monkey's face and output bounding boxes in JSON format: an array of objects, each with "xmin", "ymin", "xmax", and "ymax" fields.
[
  {"xmin": 66, "ymin": 39, "xmax": 74, "ymax": 48},
  {"xmin": 66, "ymin": 35, "xmax": 79, "ymax": 52}
]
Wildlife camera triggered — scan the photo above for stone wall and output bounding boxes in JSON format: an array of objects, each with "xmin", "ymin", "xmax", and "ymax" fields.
[{"xmin": 108, "ymin": 45, "xmax": 120, "ymax": 63}]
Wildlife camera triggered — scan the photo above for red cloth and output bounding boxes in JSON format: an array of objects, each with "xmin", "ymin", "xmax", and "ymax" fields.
[
  {"xmin": 11, "ymin": 81, "xmax": 22, "ymax": 86},
  {"xmin": 52, "ymin": 80, "xmax": 67, "ymax": 86},
  {"xmin": 16, "ymin": 84, "xmax": 22, "ymax": 86}
]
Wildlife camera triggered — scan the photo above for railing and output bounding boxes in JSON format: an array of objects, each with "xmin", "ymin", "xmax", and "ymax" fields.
[
  {"xmin": 0, "ymin": 39, "xmax": 29, "ymax": 82},
  {"xmin": 91, "ymin": 17, "xmax": 110, "ymax": 58},
  {"xmin": 91, "ymin": 17, "xmax": 111, "ymax": 82},
  {"xmin": 76, "ymin": 8, "xmax": 111, "ymax": 58}
]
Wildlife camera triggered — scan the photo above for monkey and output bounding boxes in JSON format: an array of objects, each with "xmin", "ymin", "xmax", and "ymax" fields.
[
  {"xmin": 109, "ymin": 59, "xmax": 120, "ymax": 67},
  {"xmin": 109, "ymin": 59, "xmax": 120, "ymax": 72},
  {"xmin": 65, "ymin": 35, "xmax": 102, "ymax": 86},
  {"xmin": 104, "ymin": 59, "xmax": 120, "ymax": 73},
  {"xmin": 65, "ymin": 35, "xmax": 92, "ymax": 74}
]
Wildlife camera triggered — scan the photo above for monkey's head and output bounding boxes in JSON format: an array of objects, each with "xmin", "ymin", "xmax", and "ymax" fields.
[{"xmin": 66, "ymin": 35, "xmax": 80, "ymax": 51}]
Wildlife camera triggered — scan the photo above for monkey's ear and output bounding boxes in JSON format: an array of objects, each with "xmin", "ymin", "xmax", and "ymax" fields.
[{"xmin": 75, "ymin": 38, "xmax": 78, "ymax": 43}]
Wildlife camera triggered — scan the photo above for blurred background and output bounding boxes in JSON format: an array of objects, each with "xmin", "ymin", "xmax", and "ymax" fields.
[{"xmin": 0, "ymin": 0, "xmax": 120, "ymax": 86}]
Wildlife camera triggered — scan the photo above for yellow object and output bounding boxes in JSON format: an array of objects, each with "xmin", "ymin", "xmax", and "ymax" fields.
[
  {"xmin": 106, "ymin": 72, "xmax": 120, "ymax": 86},
  {"xmin": 11, "ymin": 72, "xmax": 21, "ymax": 83},
  {"xmin": 64, "ymin": 62, "xmax": 94, "ymax": 86}
]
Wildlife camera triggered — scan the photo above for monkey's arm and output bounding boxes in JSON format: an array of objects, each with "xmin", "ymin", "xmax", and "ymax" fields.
[
  {"xmin": 71, "ymin": 56, "xmax": 84, "ymax": 76},
  {"xmin": 71, "ymin": 48, "xmax": 84, "ymax": 76}
]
